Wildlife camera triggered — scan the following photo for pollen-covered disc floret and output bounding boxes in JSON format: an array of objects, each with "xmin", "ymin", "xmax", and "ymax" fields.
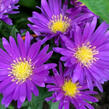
[
  {"xmin": 74, "ymin": 42, "xmax": 99, "ymax": 67},
  {"xmin": 9, "ymin": 58, "xmax": 33, "ymax": 83},
  {"xmin": 48, "ymin": 14, "xmax": 71, "ymax": 33},
  {"xmin": 62, "ymin": 80, "xmax": 79, "ymax": 97}
]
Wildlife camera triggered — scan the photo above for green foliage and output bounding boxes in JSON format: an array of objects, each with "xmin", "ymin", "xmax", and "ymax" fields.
[
  {"xmin": 48, "ymin": 101, "xmax": 59, "ymax": 109},
  {"xmin": 79, "ymin": 0, "xmax": 109, "ymax": 23},
  {"xmin": 0, "ymin": 21, "xmax": 18, "ymax": 38},
  {"xmin": 19, "ymin": 0, "xmax": 37, "ymax": 9},
  {"xmin": 21, "ymin": 87, "xmax": 52, "ymax": 109},
  {"xmin": 0, "ymin": 21, "xmax": 18, "ymax": 49}
]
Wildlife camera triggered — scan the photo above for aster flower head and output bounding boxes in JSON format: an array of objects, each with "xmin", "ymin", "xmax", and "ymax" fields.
[
  {"xmin": 0, "ymin": 0, "xmax": 19, "ymax": 25},
  {"xmin": 46, "ymin": 63, "xmax": 98, "ymax": 109},
  {"xmin": 28, "ymin": 0, "xmax": 71, "ymax": 35},
  {"xmin": 28, "ymin": 0, "xmax": 93, "ymax": 44},
  {"xmin": 54, "ymin": 17, "xmax": 109, "ymax": 92},
  {"xmin": 0, "ymin": 32, "xmax": 56, "ymax": 108}
]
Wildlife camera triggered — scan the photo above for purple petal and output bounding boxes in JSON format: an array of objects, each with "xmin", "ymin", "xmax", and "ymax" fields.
[
  {"xmin": 1, "ymin": 95, "xmax": 12, "ymax": 107},
  {"xmin": 13, "ymin": 85, "xmax": 20, "ymax": 100},
  {"xmin": 64, "ymin": 102, "xmax": 69, "ymax": 109},
  {"xmin": 2, "ymin": 17, "xmax": 13, "ymax": 25},
  {"xmin": 36, "ymin": 63, "xmax": 57, "ymax": 73},
  {"xmin": 34, "ymin": 51, "xmax": 53, "ymax": 66},
  {"xmin": 27, "ymin": 40, "xmax": 41, "ymax": 60},
  {"xmin": 25, "ymin": 32, "xmax": 31, "ymax": 55},
  {"xmin": 27, "ymin": 81, "xmax": 39, "ymax": 96},
  {"xmin": 56, "ymin": 92, "xmax": 64, "ymax": 100},
  {"xmin": 0, "ymin": 48, "xmax": 12, "ymax": 63},
  {"xmin": 34, "ymin": 44, "xmax": 49, "ymax": 62},
  {"xmin": 74, "ymin": 24, "xmax": 82, "ymax": 46},
  {"xmin": 84, "ymin": 68, "xmax": 93, "ymax": 90},
  {"xmin": 9, "ymin": 36, "xmax": 20, "ymax": 58},
  {"xmin": 19, "ymin": 83, "xmax": 26, "ymax": 103},
  {"xmin": 17, "ymin": 99, "xmax": 22, "ymax": 109},
  {"xmin": 82, "ymin": 17, "xmax": 97, "ymax": 42},
  {"xmin": 0, "ymin": 78, "xmax": 12, "ymax": 93},
  {"xmin": 59, "ymin": 62, "xmax": 63, "ymax": 76},
  {"xmin": 26, "ymin": 81, "xmax": 32, "ymax": 101},
  {"xmin": 72, "ymin": 64, "xmax": 82, "ymax": 83},
  {"xmin": 41, "ymin": 0, "xmax": 52, "ymax": 17},
  {"xmin": 95, "ymin": 80, "xmax": 103, "ymax": 92},
  {"xmin": 17, "ymin": 34, "xmax": 26, "ymax": 58},
  {"xmin": 3, "ymin": 82, "xmax": 16, "ymax": 96},
  {"xmin": 53, "ymin": 47, "xmax": 73, "ymax": 57},
  {"xmin": 2, "ymin": 38, "xmax": 14, "ymax": 58},
  {"xmin": 60, "ymin": 35, "xmax": 75, "ymax": 50}
]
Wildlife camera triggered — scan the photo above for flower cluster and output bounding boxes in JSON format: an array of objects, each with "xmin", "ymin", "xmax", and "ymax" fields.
[{"xmin": 0, "ymin": 0, "xmax": 109, "ymax": 109}]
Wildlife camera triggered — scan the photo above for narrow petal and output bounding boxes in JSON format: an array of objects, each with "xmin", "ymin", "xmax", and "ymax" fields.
[
  {"xmin": 13, "ymin": 85, "xmax": 20, "ymax": 100},
  {"xmin": 54, "ymin": 48, "xmax": 73, "ymax": 57},
  {"xmin": 36, "ymin": 64, "xmax": 57, "ymax": 73},
  {"xmin": 2, "ymin": 38, "xmax": 14, "ymax": 58},
  {"xmin": 27, "ymin": 40, "xmax": 41, "ymax": 59},
  {"xmin": 41, "ymin": 0, "xmax": 52, "ymax": 17},
  {"xmin": 74, "ymin": 24, "xmax": 82, "ymax": 46},
  {"xmin": 60, "ymin": 35, "xmax": 75, "ymax": 50},
  {"xmin": 26, "ymin": 81, "xmax": 32, "ymax": 101},
  {"xmin": 34, "ymin": 51, "xmax": 53, "ymax": 66},
  {"xmin": 19, "ymin": 83, "xmax": 26, "ymax": 103},
  {"xmin": 72, "ymin": 64, "xmax": 82, "ymax": 83},
  {"xmin": 25, "ymin": 32, "xmax": 31, "ymax": 55},
  {"xmin": 17, "ymin": 34, "xmax": 26, "ymax": 58},
  {"xmin": 27, "ymin": 81, "xmax": 39, "ymax": 96},
  {"xmin": 9, "ymin": 36, "xmax": 20, "ymax": 58}
]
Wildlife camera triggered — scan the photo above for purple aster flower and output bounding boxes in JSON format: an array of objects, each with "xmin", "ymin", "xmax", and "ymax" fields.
[
  {"xmin": 28, "ymin": 0, "xmax": 93, "ymax": 44},
  {"xmin": 46, "ymin": 63, "xmax": 98, "ymax": 109},
  {"xmin": 54, "ymin": 17, "xmax": 109, "ymax": 92},
  {"xmin": 0, "ymin": 0, "xmax": 19, "ymax": 25},
  {"xmin": 0, "ymin": 32, "xmax": 56, "ymax": 108}
]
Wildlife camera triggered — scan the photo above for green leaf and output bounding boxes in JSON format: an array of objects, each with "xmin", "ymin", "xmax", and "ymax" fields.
[
  {"xmin": 29, "ymin": 87, "xmax": 52, "ymax": 108},
  {"xmin": 0, "ymin": 21, "xmax": 18, "ymax": 39},
  {"xmin": 21, "ymin": 87, "xmax": 52, "ymax": 109},
  {"xmin": 0, "ymin": 38, "xmax": 3, "ymax": 49},
  {"xmin": 8, "ymin": 105, "xmax": 15, "ymax": 109},
  {"xmin": 10, "ymin": 26, "xmax": 19, "ymax": 39},
  {"xmin": 21, "ymin": 101, "xmax": 29, "ymax": 107},
  {"xmin": 10, "ymin": 12, "xmax": 30, "ymax": 30},
  {"xmin": 79, "ymin": 0, "xmax": 109, "ymax": 23},
  {"xmin": 48, "ymin": 101, "xmax": 59, "ymax": 109}
]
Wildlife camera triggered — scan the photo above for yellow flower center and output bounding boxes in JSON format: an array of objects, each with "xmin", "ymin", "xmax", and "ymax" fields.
[
  {"xmin": 74, "ymin": 42, "xmax": 99, "ymax": 67},
  {"xmin": 62, "ymin": 80, "xmax": 79, "ymax": 97},
  {"xmin": 9, "ymin": 58, "xmax": 33, "ymax": 83},
  {"xmin": 48, "ymin": 14, "xmax": 71, "ymax": 33}
]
